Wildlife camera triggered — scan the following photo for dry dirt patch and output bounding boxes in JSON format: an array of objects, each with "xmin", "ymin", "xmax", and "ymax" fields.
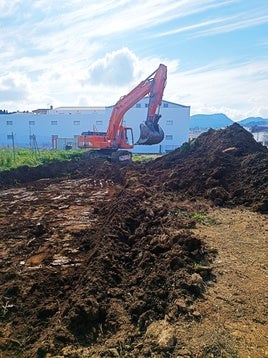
[{"xmin": 185, "ymin": 207, "xmax": 268, "ymax": 358}]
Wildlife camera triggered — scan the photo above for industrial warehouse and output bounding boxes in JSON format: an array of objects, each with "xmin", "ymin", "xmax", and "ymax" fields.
[{"xmin": 0, "ymin": 97, "xmax": 190, "ymax": 153}]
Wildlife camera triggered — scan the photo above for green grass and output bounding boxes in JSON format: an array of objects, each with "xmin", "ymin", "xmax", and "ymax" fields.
[
  {"xmin": 0, "ymin": 148, "xmax": 84, "ymax": 172},
  {"xmin": 193, "ymin": 212, "xmax": 218, "ymax": 226},
  {"xmin": 0, "ymin": 149, "xmax": 163, "ymax": 172},
  {"xmin": 193, "ymin": 212, "xmax": 206, "ymax": 223},
  {"xmin": 132, "ymin": 153, "xmax": 162, "ymax": 162}
]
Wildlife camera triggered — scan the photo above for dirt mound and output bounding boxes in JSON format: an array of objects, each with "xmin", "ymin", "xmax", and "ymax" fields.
[
  {"xmin": 0, "ymin": 124, "xmax": 267, "ymax": 357},
  {"xmin": 0, "ymin": 158, "xmax": 125, "ymax": 189},
  {"xmin": 148, "ymin": 123, "xmax": 268, "ymax": 212}
]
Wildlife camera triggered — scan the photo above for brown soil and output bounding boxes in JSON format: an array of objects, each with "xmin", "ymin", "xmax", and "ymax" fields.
[{"xmin": 0, "ymin": 123, "xmax": 267, "ymax": 357}]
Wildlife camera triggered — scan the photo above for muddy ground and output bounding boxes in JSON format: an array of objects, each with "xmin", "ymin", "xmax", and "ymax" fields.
[{"xmin": 0, "ymin": 123, "xmax": 267, "ymax": 357}]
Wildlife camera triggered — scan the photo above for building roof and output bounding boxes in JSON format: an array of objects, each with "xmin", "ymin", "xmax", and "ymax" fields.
[
  {"xmin": 32, "ymin": 100, "xmax": 190, "ymax": 114},
  {"xmin": 52, "ymin": 106, "xmax": 106, "ymax": 111}
]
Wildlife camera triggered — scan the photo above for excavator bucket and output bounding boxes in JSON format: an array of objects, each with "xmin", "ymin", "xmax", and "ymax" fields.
[{"xmin": 136, "ymin": 121, "xmax": 164, "ymax": 145}]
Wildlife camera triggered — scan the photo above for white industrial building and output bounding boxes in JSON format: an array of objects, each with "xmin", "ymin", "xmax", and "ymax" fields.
[{"xmin": 0, "ymin": 98, "xmax": 190, "ymax": 154}]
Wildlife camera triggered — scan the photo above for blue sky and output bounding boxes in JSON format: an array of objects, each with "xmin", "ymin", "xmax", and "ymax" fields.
[{"xmin": 0, "ymin": 0, "xmax": 267, "ymax": 120}]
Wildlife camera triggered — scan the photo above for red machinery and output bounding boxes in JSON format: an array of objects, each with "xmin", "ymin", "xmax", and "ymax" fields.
[{"xmin": 78, "ymin": 64, "xmax": 167, "ymax": 161}]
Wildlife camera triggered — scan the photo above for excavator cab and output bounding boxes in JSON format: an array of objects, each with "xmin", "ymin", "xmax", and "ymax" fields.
[
  {"xmin": 118, "ymin": 126, "xmax": 134, "ymax": 149},
  {"xmin": 136, "ymin": 114, "xmax": 164, "ymax": 145}
]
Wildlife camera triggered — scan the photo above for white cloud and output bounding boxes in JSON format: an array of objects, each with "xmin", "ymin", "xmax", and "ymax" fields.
[
  {"xmin": 154, "ymin": 5, "xmax": 268, "ymax": 39},
  {"xmin": 1, "ymin": 50, "xmax": 267, "ymax": 120},
  {"xmin": 0, "ymin": 0, "xmax": 21, "ymax": 18},
  {"xmin": 166, "ymin": 59, "xmax": 268, "ymax": 120},
  {"xmin": 3, "ymin": 0, "xmax": 240, "ymax": 55},
  {"xmin": 0, "ymin": 0, "xmax": 267, "ymax": 120},
  {"xmin": 191, "ymin": 12, "xmax": 268, "ymax": 38},
  {"xmin": 87, "ymin": 48, "xmax": 137, "ymax": 86},
  {"xmin": 0, "ymin": 73, "xmax": 30, "ymax": 102}
]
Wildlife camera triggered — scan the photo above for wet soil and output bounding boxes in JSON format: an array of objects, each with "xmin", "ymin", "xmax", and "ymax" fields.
[{"xmin": 0, "ymin": 124, "xmax": 267, "ymax": 357}]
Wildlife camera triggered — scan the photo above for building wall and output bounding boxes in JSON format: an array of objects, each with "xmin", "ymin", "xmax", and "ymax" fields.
[{"xmin": 0, "ymin": 98, "xmax": 190, "ymax": 153}]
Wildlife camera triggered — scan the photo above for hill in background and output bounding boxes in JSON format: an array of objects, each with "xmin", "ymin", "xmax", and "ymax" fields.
[
  {"xmin": 190, "ymin": 113, "xmax": 233, "ymax": 129},
  {"xmin": 238, "ymin": 117, "xmax": 268, "ymax": 127},
  {"xmin": 190, "ymin": 113, "xmax": 268, "ymax": 130}
]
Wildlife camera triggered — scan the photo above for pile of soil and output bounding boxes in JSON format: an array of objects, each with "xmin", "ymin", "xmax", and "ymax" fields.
[
  {"xmin": 146, "ymin": 123, "xmax": 268, "ymax": 212},
  {"xmin": 0, "ymin": 158, "xmax": 125, "ymax": 189},
  {"xmin": 0, "ymin": 123, "xmax": 267, "ymax": 357}
]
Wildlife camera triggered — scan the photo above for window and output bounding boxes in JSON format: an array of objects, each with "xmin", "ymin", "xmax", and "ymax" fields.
[
  {"xmin": 163, "ymin": 103, "xmax": 168, "ymax": 108},
  {"xmin": 51, "ymin": 121, "xmax": 58, "ymax": 125},
  {"xmin": 136, "ymin": 103, "xmax": 141, "ymax": 108},
  {"xmin": 145, "ymin": 103, "xmax": 149, "ymax": 108},
  {"xmin": 96, "ymin": 120, "xmax": 103, "ymax": 125},
  {"xmin": 165, "ymin": 135, "xmax": 173, "ymax": 140},
  {"xmin": 6, "ymin": 121, "xmax": 13, "ymax": 125},
  {"xmin": 73, "ymin": 120, "xmax": 80, "ymax": 125},
  {"xmin": 7, "ymin": 134, "xmax": 13, "ymax": 139},
  {"xmin": 166, "ymin": 120, "xmax": 173, "ymax": 125},
  {"xmin": 29, "ymin": 120, "xmax": 35, "ymax": 125},
  {"xmin": 29, "ymin": 134, "xmax": 36, "ymax": 140}
]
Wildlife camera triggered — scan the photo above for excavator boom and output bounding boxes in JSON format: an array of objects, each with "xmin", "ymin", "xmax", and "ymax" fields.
[{"xmin": 136, "ymin": 64, "xmax": 167, "ymax": 145}]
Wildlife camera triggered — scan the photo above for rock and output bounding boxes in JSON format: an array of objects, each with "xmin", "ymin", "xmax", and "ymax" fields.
[
  {"xmin": 189, "ymin": 273, "xmax": 203, "ymax": 286},
  {"xmin": 174, "ymin": 298, "xmax": 188, "ymax": 312},
  {"xmin": 145, "ymin": 320, "xmax": 176, "ymax": 350}
]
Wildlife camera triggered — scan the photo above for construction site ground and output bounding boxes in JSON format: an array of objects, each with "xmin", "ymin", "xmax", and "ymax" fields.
[{"xmin": 0, "ymin": 123, "xmax": 267, "ymax": 358}]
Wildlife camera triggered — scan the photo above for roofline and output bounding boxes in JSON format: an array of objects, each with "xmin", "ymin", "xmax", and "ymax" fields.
[
  {"xmin": 52, "ymin": 106, "xmax": 106, "ymax": 110},
  {"xmin": 106, "ymin": 97, "xmax": 190, "ymax": 109},
  {"xmin": 162, "ymin": 99, "xmax": 190, "ymax": 108},
  {"xmin": 32, "ymin": 99, "xmax": 190, "ymax": 112}
]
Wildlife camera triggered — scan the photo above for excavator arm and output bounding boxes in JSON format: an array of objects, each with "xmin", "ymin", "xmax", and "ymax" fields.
[
  {"xmin": 136, "ymin": 63, "xmax": 167, "ymax": 145},
  {"xmin": 106, "ymin": 75, "xmax": 155, "ymax": 146},
  {"xmin": 106, "ymin": 64, "xmax": 167, "ymax": 147}
]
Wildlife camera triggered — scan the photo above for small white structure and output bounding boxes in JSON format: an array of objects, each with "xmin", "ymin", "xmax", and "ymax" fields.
[
  {"xmin": 246, "ymin": 125, "xmax": 268, "ymax": 147},
  {"xmin": 0, "ymin": 98, "xmax": 190, "ymax": 153}
]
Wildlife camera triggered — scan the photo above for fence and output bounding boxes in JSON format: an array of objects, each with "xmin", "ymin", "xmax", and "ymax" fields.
[{"xmin": 52, "ymin": 136, "xmax": 79, "ymax": 150}]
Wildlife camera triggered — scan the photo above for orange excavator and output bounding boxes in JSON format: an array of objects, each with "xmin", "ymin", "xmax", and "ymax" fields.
[{"xmin": 78, "ymin": 63, "xmax": 167, "ymax": 162}]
